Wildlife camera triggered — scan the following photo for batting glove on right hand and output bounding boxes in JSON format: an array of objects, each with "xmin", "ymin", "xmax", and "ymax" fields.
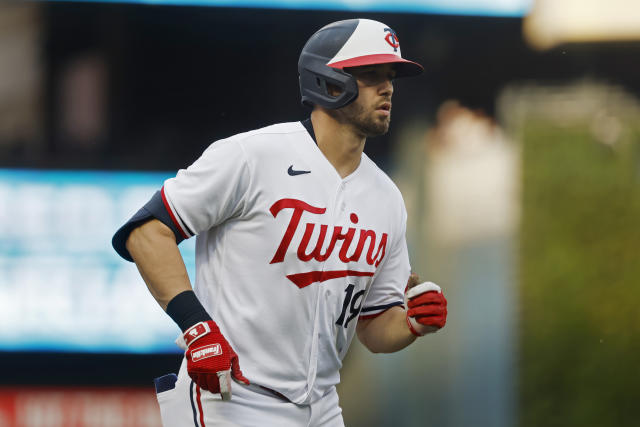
[
  {"xmin": 405, "ymin": 274, "xmax": 448, "ymax": 336},
  {"xmin": 179, "ymin": 320, "xmax": 249, "ymax": 400}
]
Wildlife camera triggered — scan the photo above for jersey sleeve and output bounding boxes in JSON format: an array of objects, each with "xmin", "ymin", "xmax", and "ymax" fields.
[
  {"xmin": 359, "ymin": 207, "xmax": 411, "ymax": 319},
  {"xmin": 161, "ymin": 138, "xmax": 251, "ymax": 238}
]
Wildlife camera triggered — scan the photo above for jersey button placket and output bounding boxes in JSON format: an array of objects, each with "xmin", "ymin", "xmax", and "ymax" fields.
[
  {"xmin": 307, "ymin": 179, "xmax": 342, "ymax": 400},
  {"xmin": 320, "ymin": 180, "xmax": 345, "ymax": 278},
  {"xmin": 339, "ymin": 182, "xmax": 347, "ymax": 212},
  {"xmin": 333, "ymin": 181, "xmax": 349, "ymax": 262}
]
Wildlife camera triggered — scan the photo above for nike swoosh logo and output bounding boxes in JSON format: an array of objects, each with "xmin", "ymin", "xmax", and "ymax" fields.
[
  {"xmin": 288, "ymin": 165, "xmax": 311, "ymax": 176},
  {"xmin": 286, "ymin": 270, "xmax": 375, "ymax": 288}
]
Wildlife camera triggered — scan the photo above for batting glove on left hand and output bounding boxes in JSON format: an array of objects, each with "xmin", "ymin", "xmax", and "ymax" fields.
[
  {"xmin": 177, "ymin": 320, "xmax": 249, "ymax": 400},
  {"xmin": 405, "ymin": 274, "xmax": 448, "ymax": 336}
]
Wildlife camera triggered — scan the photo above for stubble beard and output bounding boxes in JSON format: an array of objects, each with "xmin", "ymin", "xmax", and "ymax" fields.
[{"xmin": 330, "ymin": 100, "xmax": 391, "ymax": 137}]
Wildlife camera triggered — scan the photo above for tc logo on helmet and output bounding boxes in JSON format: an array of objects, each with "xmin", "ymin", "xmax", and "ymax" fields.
[{"xmin": 384, "ymin": 28, "xmax": 400, "ymax": 52}]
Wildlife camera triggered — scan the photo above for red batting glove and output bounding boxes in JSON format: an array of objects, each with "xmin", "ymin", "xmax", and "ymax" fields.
[
  {"xmin": 405, "ymin": 278, "xmax": 448, "ymax": 336},
  {"xmin": 182, "ymin": 320, "xmax": 249, "ymax": 400}
]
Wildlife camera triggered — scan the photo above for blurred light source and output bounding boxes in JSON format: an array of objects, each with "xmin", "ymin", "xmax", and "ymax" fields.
[
  {"xmin": 524, "ymin": 0, "xmax": 640, "ymax": 50},
  {"xmin": 426, "ymin": 101, "xmax": 520, "ymax": 246},
  {"xmin": 57, "ymin": 53, "xmax": 108, "ymax": 149},
  {"xmin": 0, "ymin": 4, "xmax": 43, "ymax": 149}
]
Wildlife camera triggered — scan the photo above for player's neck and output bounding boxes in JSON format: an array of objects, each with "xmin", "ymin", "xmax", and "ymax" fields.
[{"xmin": 311, "ymin": 110, "xmax": 365, "ymax": 179}]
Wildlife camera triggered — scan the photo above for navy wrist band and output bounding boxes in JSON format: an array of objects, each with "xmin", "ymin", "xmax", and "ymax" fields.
[{"xmin": 166, "ymin": 290, "xmax": 212, "ymax": 332}]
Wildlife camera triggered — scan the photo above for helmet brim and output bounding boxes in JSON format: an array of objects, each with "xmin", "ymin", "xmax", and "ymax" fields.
[{"xmin": 327, "ymin": 54, "xmax": 424, "ymax": 78}]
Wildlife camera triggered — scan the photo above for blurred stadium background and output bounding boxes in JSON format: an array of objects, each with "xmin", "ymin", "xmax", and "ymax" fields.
[{"xmin": 1, "ymin": 0, "xmax": 639, "ymax": 426}]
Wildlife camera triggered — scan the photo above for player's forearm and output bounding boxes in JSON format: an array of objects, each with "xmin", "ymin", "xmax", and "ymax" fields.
[
  {"xmin": 356, "ymin": 306, "xmax": 417, "ymax": 353},
  {"xmin": 126, "ymin": 219, "xmax": 192, "ymax": 310}
]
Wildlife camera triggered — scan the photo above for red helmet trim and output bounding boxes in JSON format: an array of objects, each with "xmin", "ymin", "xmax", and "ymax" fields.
[{"xmin": 327, "ymin": 54, "xmax": 424, "ymax": 74}]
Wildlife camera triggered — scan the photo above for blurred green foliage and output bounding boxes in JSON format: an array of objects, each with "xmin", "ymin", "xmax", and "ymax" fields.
[{"xmin": 520, "ymin": 122, "xmax": 640, "ymax": 427}]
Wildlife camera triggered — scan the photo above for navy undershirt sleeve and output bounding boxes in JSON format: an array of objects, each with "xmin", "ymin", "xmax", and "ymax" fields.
[{"xmin": 111, "ymin": 190, "xmax": 186, "ymax": 262}]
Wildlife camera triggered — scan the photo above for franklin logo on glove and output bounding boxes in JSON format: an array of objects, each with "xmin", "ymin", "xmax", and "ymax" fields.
[{"xmin": 192, "ymin": 344, "xmax": 223, "ymax": 362}]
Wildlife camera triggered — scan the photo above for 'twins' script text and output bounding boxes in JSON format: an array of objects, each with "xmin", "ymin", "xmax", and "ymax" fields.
[{"xmin": 269, "ymin": 199, "xmax": 388, "ymax": 288}]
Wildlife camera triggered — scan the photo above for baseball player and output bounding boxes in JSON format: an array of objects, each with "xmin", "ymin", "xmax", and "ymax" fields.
[{"xmin": 112, "ymin": 18, "xmax": 447, "ymax": 427}]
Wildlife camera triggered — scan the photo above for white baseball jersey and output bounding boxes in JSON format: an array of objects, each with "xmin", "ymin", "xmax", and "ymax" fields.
[{"xmin": 161, "ymin": 120, "xmax": 410, "ymax": 405}]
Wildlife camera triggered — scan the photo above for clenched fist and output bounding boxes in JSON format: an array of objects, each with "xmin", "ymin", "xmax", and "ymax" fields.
[{"xmin": 404, "ymin": 274, "xmax": 448, "ymax": 336}]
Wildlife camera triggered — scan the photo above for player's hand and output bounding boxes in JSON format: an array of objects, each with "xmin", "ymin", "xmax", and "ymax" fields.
[
  {"xmin": 181, "ymin": 320, "xmax": 249, "ymax": 400},
  {"xmin": 404, "ymin": 273, "xmax": 448, "ymax": 336}
]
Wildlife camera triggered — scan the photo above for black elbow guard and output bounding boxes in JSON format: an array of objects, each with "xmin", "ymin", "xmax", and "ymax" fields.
[{"xmin": 112, "ymin": 190, "xmax": 187, "ymax": 262}]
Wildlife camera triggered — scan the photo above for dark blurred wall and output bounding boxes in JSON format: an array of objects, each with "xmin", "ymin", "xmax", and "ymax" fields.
[
  {"xmin": 2, "ymin": 3, "xmax": 639, "ymax": 173},
  {"xmin": 39, "ymin": 4, "xmax": 430, "ymax": 171},
  {"xmin": 0, "ymin": 4, "xmax": 532, "ymax": 171}
]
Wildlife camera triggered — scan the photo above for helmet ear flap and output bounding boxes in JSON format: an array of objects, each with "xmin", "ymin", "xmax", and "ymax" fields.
[{"xmin": 299, "ymin": 54, "xmax": 358, "ymax": 109}]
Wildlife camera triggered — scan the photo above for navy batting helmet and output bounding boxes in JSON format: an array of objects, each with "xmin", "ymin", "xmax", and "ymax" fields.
[{"xmin": 298, "ymin": 19, "xmax": 423, "ymax": 109}]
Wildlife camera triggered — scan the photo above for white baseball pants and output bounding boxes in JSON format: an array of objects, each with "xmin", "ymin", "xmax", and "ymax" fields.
[{"xmin": 155, "ymin": 359, "xmax": 345, "ymax": 427}]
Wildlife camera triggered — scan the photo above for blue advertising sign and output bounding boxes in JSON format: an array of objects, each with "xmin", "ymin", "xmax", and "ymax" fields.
[{"xmin": 0, "ymin": 169, "xmax": 194, "ymax": 353}]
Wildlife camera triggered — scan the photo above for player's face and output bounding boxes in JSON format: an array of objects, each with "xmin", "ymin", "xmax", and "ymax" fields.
[{"xmin": 330, "ymin": 64, "xmax": 396, "ymax": 137}]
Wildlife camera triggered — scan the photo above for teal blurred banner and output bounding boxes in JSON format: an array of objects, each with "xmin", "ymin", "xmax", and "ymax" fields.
[
  {"xmin": 0, "ymin": 169, "xmax": 195, "ymax": 353},
  {"xmin": 46, "ymin": 0, "xmax": 533, "ymax": 17}
]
